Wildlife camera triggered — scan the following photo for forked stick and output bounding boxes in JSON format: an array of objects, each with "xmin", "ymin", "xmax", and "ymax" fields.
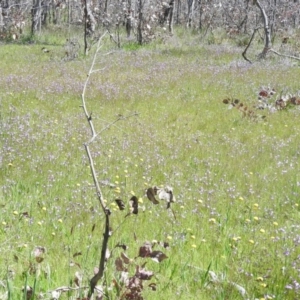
[{"xmin": 80, "ymin": 31, "xmax": 138, "ymax": 297}]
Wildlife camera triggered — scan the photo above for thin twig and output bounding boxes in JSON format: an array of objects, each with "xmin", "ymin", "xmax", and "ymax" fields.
[
  {"xmin": 90, "ymin": 67, "xmax": 107, "ymax": 74},
  {"xmin": 82, "ymin": 33, "xmax": 108, "ymax": 139},
  {"xmin": 51, "ymin": 286, "xmax": 89, "ymax": 292},
  {"xmin": 86, "ymin": 112, "xmax": 139, "ymax": 146}
]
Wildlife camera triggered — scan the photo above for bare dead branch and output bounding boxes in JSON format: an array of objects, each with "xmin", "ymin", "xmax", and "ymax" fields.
[
  {"xmin": 269, "ymin": 49, "xmax": 300, "ymax": 61},
  {"xmin": 81, "ymin": 31, "xmax": 108, "ymax": 212},
  {"xmin": 90, "ymin": 67, "xmax": 107, "ymax": 74},
  {"xmin": 87, "ymin": 112, "xmax": 139, "ymax": 145},
  {"xmin": 81, "ymin": 31, "xmax": 138, "ymax": 298},
  {"xmin": 50, "ymin": 286, "xmax": 89, "ymax": 292},
  {"xmin": 242, "ymin": 27, "xmax": 260, "ymax": 64},
  {"xmin": 81, "ymin": 31, "xmax": 111, "ymax": 298}
]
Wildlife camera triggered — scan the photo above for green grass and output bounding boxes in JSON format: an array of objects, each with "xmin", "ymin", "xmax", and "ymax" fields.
[{"xmin": 1, "ymin": 31, "xmax": 300, "ymax": 299}]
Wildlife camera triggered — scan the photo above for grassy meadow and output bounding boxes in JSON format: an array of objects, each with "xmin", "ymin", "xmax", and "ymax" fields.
[{"xmin": 1, "ymin": 29, "xmax": 300, "ymax": 299}]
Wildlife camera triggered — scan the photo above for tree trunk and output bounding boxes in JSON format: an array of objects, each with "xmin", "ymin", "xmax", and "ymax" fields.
[
  {"xmin": 31, "ymin": 0, "xmax": 42, "ymax": 35},
  {"xmin": 67, "ymin": 0, "xmax": 71, "ymax": 29},
  {"xmin": 176, "ymin": 0, "xmax": 181, "ymax": 24},
  {"xmin": 254, "ymin": 0, "xmax": 272, "ymax": 59},
  {"xmin": 84, "ymin": 0, "xmax": 88, "ymax": 54},
  {"xmin": 137, "ymin": 0, "xmax": 143, "ymax": 44},
  {"xmin": 41, "ymin": 0, "xmax": 48, "ymax": 26},
  {"xmin": 104, "ymin": 0, "xmax": 109, "ymax": 14},
  {"xmin": 86, "ymin": 0, "xmax": 96, "ymax": 35},
  {"xmin": 243, "ymin": 0, "xmax": 249, "ymax": 34},
  {"xmin": 198, "ymin": 0, "xmax": 202, "ymax": 30},
  {"xmin": 0, "ymin": 7, "xmax": 3, "ymax": 29},
  {"xmin": 168, "ymin": 0, "xmax": 174, "ymax": 33},
  {"xmin": 125, "ymin": 0, "xmax": 132, "ymax": 38},
  {"xmin": 187, "ymin": 0, "xmax": 194, "ymax": 28}
]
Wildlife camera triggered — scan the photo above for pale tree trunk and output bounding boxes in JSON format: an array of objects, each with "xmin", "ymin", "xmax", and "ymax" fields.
[
  {"xmin": 67, "ymin": 0, "xmax": 71, "ymax": 29},
  {"xmin": 41, "ymin": 0, "xmax": 49, "ymax": 27},
  {"xmin": 161, "ymin": 0, "xmax": 174, "ymax": 31},
  {"xmin": 51, "ymin": 0, "xmax": 62, "ymax": 25},
  {"xmin": 83, "ymin": 0, "xmax": 95, "ymax": 53},
  {"xmin": 0, "ymin": 7, "xmax": 3, "ymax": 28},
  {"xmin": 254, "ymin": 0, "xmax": 272, "ymax": 58},
  {"xmin": 198, "ymin": 0, "xmax": 202, "ymax": 29},
  {"xmin": 125, "ymin": 0, "xmax": 132, "ymax": 38},
  {"xmin": 104, "ymin": 0, "xmax": 109, "ymax": 14},
  {"xmin": 86, "ymin": 0, "xmax": 96, "ymax": 35},
  {"xmin": 137, "ymin": 0, "xmax": 143, "ymax": 44},
  {"xmin": 242, "ymin": 0, "xmax": 250, "ymax": 33},
  {"xmin": 84, "ymin": 0, "xmax": 88, "ymax": 54},
  {"xmin": 187, "ymin": 0, "xmax": 194, "ymax": 28},
  {"xmin": 176, "ymin": 0, "xmax": 181, "ymax": 24},
  {"xmin": 51, "ymin": 0, "xmax": 55, "ymax": 24},
  {"xmin": 31, "ymin": 0, "xmax": 43, "ymax": 35},
  {"xmin": 293, "ymin": 0, "xmax": 299, "ymax": 28},
  {"xmin": 270, "ymin": 0, "xmax": 276, "ymax": 37},
  {"xmin": 83, "ymin": 0, "xmax": 97, "ymax": 54},
  {"xmin": 168, "ymin": 0, "xmax": 174, "ymax": 33}
]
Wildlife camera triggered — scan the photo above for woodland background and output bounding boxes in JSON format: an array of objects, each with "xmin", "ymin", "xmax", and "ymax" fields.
[{"xmin": 1, "ymin": 0, "xmax": 300, "ymax": 49}]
